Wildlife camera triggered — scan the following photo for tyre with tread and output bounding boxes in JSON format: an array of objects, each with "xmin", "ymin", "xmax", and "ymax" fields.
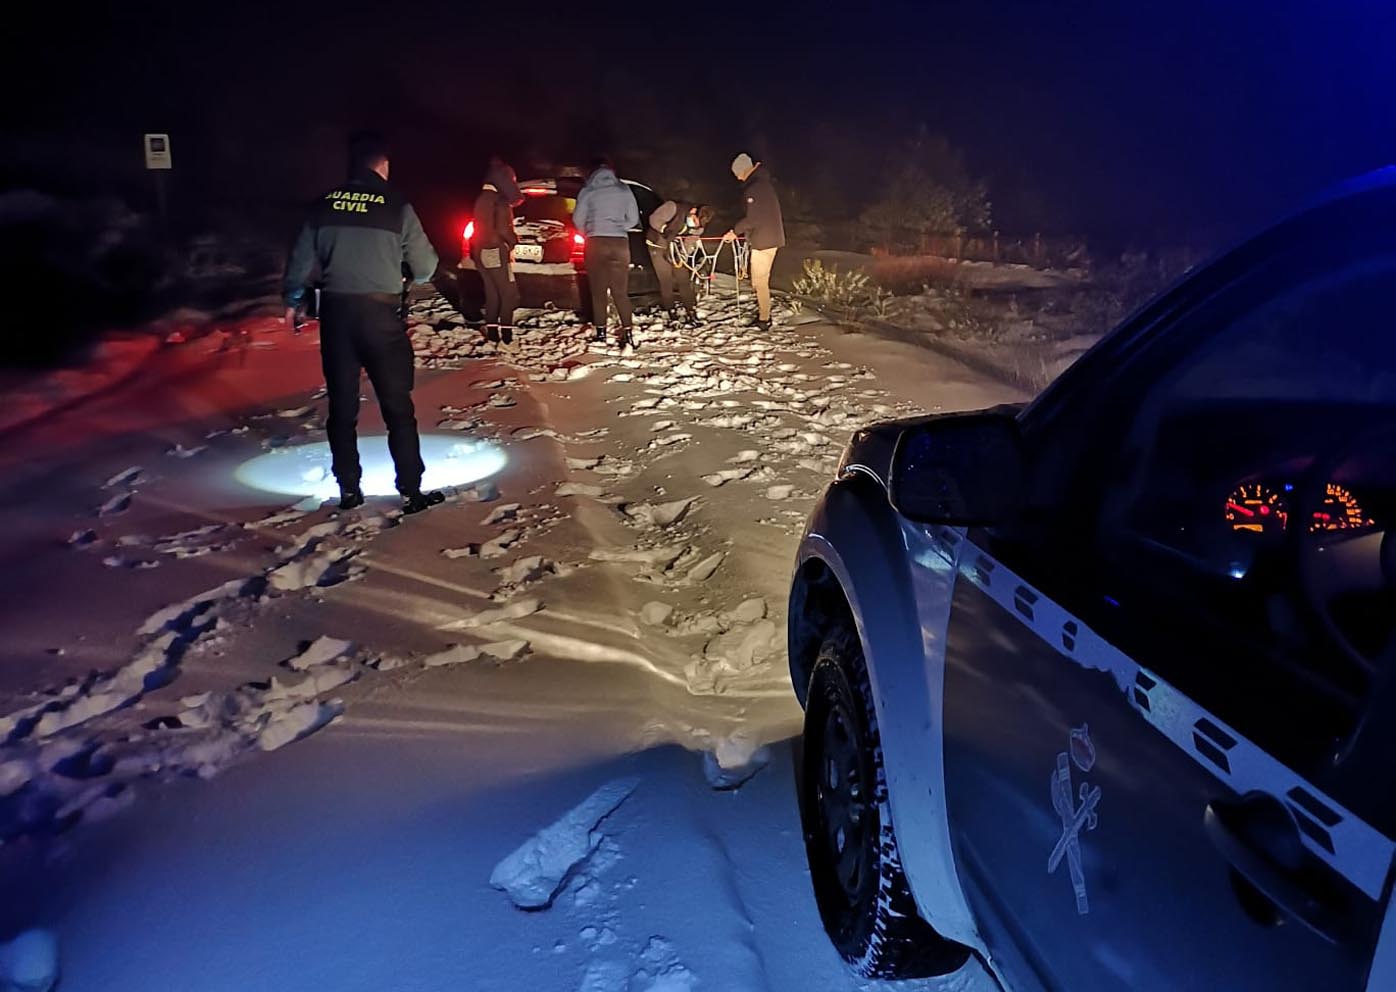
[{"xmin": 797, "ymin": 628, "xmax": 969, "ymax": 979}]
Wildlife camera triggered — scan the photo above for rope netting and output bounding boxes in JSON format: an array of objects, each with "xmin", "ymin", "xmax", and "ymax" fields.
[{"xmin": 661, "ymin": 236, "xmax": 750, "ymax": 300}]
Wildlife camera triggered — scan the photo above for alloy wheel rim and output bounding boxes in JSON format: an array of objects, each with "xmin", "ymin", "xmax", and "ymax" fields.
[{"xmin": 817, "ymin": 697, "xmax": 870, "ymax": 904}]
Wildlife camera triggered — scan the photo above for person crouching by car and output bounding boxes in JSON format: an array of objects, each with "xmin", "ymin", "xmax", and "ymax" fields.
[
  {"xmin": 572, "ymin": 157, "xmax": 640, "ymax": 348},
  {"xmin": 646, "ymin": 201, "xmax": 714, "ymax": 326},
  {"xmin": 472, "ymin": 157, "xmax": 524, "ymax": 345}
]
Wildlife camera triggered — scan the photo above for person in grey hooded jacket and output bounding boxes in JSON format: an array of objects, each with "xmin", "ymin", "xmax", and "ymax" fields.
[{"xmin": 572, "ymin": 159, "xmax": 640, "ymax": 346}]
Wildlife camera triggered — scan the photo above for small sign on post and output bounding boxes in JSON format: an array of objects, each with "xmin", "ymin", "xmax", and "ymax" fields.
[{"xmin": 143, "ymin": 133, "xmax": 172, "ymax": 170}]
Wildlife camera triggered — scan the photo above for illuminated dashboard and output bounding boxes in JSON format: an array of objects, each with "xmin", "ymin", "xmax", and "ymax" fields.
[{"xmin": 1224, "ymin": 481, "xmax": 1373, "ymax": 535}]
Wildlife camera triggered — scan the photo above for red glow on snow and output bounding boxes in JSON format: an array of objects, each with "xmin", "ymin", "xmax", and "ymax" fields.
[{"xmin": 523, "ymin": 188, "xmax": 550, "ymax": 196}]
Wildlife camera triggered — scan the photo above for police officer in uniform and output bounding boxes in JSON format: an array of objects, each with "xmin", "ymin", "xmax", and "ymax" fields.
[{"xmin": 284, "ymin": 132, "xmax": 445, "ymax": 514}]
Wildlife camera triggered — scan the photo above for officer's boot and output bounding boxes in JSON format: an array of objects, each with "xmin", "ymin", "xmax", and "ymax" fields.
[
  {"xmin": 402, "ymin": 490, "xmax": 446, "ymax": 515},
  {"xmin": 338, "ymin": 487, "xmax": 365, "ymax": 511}
]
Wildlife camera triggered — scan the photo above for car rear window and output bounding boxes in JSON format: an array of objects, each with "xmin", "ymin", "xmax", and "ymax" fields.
[{"xmin": 516, "ymin": 196, "xmax": 575, "ymax": 226}]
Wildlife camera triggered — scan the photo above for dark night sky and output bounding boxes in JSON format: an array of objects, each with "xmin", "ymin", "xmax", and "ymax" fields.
[{"xmin": 4, "ymin": 0, "xmax": 1396, "ymax": 250}]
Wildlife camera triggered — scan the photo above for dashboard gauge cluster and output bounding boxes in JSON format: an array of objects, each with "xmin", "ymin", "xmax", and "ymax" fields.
[{"xmin": 1225, "ymin": 481, "xmax": 1373, "ymax": 535}]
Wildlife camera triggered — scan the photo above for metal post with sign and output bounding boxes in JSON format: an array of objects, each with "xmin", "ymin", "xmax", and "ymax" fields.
[{"xmin": 144, "ymin": 133, "xmax": 172, "ymax": 232}]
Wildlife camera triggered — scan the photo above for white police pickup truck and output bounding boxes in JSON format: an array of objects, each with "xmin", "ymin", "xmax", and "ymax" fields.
[{"xmin": 787, "ymin": 171, "xmax": 1396, "ymax": 990}]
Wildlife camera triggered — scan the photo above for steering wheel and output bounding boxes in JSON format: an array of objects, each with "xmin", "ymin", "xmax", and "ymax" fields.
[{"xmin": 1288, "ymin": 423, "xmax": 1396, "ymax": 756}]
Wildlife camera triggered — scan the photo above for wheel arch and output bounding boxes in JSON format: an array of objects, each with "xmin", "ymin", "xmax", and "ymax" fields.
[{"xmin": 789, "ymin": 476, "xmax": 983, "ymax": 954}]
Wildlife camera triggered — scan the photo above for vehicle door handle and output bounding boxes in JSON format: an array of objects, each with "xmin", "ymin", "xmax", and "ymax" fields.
[{"xmin": 1203, "ymin": 796, "xmax": 1344, "ymax": 944}]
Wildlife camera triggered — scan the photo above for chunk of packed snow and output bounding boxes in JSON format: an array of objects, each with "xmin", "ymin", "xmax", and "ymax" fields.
[
  {"xmin": 103, "ymin": 465, "xmax": 143, "ymax": 488},
  {"xmin": 448, "ymin": 598, "xmax": 542, "ymax": 630},
  {"xmin": 621, "ymin": 497, "xmax": 697, "ymax": 529},
  {"xmin": 724, "ymin": 598, "xmax": 767, "ymax": 624},
  {"xmin": 555, "ymin": 482, "xmax": 605, "ymax": 499},
  {"xmin": 481, "ymin": 502, "xmax": 521, "ymax": 526},
  {"xmin": 0, "ymin": 759, "xmax": 33, "ymax": 797},
  {"xmin": 639, "ymin": 602, "xmax": 674, "ymax": 626},
  {"xmin": 96, "ymin": 492, "xmax": 132, "ymax": 516},
  {"xmin": 489, "ymin": 777, "xmax": 639, "ymax": 909},
  {"xmin": 284, "ymin": 636, "xmax": 354, "ymax": 671},
  {"xmin": 0, "ymin": 927, "xmax": 59, "ymax": 992},
  {"xmin": 685, "ymin": 551, "xmax": 725, "ymax": 583},
  {"xmin": 67, "ymin": 529, "xmax": 98, "ymax": 549},
  {"xmin": 479, "ymin": 529, "xmax": 522, "ymax": 559},
  {"xmin": 702, "ymin": 733, "xmax": 773, "ymax": 790},
  {"xmin": 495, "ymin": 556, "xmax": 554, "ymax": 587},
  {"xmin": 256, "ymin": 699, "xmax": 344, "ymax": 751}
]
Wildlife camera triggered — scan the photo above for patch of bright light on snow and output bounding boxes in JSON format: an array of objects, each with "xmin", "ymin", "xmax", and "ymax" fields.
[{"xmin": 235, "ymin": 435, "xmax": 507, "ymax": 499}]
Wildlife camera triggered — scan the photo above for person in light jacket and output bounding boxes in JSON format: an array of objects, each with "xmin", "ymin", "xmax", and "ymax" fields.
[
  {"xmin": 723, "ymin": 152, "xmax": 785, "ymax": 331},
  {"xmin": 572, "ymin": 158, "xmax": 640, "ymax": 347}
]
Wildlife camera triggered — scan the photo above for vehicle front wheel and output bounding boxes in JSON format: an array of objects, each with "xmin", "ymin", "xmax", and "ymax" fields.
[{"xmin": 798, "ymin": 630, "xmax": 969, "ymax": 979}]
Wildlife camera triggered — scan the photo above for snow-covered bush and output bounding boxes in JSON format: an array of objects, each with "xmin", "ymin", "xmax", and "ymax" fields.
[{"xmin": 791, "ymin": 259, "xmax": 871, "ymax": 310}]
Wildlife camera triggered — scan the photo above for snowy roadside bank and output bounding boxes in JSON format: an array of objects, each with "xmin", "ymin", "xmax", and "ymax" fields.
[
  {"xmin": 1, "ymin": 288, "xmax": 1016, "ymax": 991},
  {"xmin": 790, "ymin": 299, "xmax": 1051, "ymax": 397},
  {"xmin": 0, "ymin": 336, "xmax": 163, "ymax": 438}
]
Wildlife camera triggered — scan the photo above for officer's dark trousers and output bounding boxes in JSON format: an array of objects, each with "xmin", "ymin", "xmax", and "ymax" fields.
[
  {"xmin": 584, "ymin": 236, "xmax": 632, "ymax": 333},
  {"xmin": 319, "ymin": 292, "xmax": 425, "ymax": 495},
  {"xmin": 646, "ymin": 242, "xmax": 697, "ymax": 316},
  {"xmin": 472, "ymin": 247, "xmax": 519, "ymax": 327}
]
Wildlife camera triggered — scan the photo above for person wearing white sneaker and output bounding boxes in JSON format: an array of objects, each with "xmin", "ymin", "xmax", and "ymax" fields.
[{"xmin": 723, "ymin": 153, "xmax": 785, "ymax": 332}]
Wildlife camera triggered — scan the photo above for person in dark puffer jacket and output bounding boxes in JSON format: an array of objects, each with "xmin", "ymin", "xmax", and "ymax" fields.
[
  {"xmin": 283, "ymin": 131, "xmax": 444, "ymax": 515},
  {"xmin": 723, "ymin": 152, "xmax": 785, "ymax": 331},
  {"xmin": 471, "ymin": 157, "xmax": 524, "ymax": 344}
]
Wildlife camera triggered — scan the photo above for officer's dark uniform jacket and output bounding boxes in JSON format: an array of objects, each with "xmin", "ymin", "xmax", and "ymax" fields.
[
  {"xmin": 283, "ymin": 171, "xmax": 438, "ymax": 307},
  {"xmin": 281, "ymin": 170, "xmax": 439, "ymax": 497}
]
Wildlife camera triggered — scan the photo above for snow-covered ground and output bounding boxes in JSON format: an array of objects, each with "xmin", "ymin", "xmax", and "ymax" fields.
[{"xmin": 0, "ymin": 289, "xmax": 1017, "ymax": 991}]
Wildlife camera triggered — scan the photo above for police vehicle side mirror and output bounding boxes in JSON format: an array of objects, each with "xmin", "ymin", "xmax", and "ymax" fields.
[{"xmin": 889, "ymin": 410, "xmax": 1025, "ymax": 525}]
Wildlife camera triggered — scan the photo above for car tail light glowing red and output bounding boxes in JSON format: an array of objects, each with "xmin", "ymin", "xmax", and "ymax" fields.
[
  {"xmin": 572, "ymin": 232, "xmax": 585, "ymax": 245},
  {"xmin": 463, "ymin": 221, "xmax": 475, "ymax": 241},
  {"xmin": 523, "ymin": 188, "xmax": 550, "ymax": 197}
]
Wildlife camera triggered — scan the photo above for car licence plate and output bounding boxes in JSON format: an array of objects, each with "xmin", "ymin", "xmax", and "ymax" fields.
[{"xmin": 514, "ymin": 244, "xmax": 543, "ymax": 262}]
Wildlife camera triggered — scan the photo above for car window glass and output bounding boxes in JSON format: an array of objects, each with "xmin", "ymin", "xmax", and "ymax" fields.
[
  {"xmin": 626, "ymin": 184, "xmax": 661, "ymax": 224},
  {"xmin": 516, "ymin": 197, "xmax": 574, "ymax": 226},
  {"xmin": 1086, "ymin": 255, "xmax": 1396, "ymax": 831}
]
